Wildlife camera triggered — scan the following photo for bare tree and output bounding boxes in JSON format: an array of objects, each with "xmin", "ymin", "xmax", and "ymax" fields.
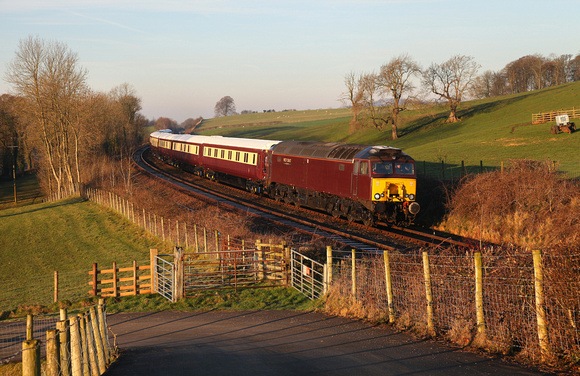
[
  {"xmin": 340, "ymin": 72, "xmax": 365, "ymax": 133},
  {"xmin": 214, "ymin": 96, "xmax": 237, "ymax": 117},
  {"xmin": 527, "ymin": 54, "xmax": 545, "ymax": 90},
  {"xmin": 422, "ymin": 55, "xmax": 480, "ymax": 123},
  {"xmin": 377, "ymin": 54, "xmax": 421, "ymax": 139},
  {"xmin": 5, "ymin": 36, "xmax": 89, "ymax": 194},
  {"xmin": 359, "ymin": 72, "xmax": 391, "ymax": 130}
]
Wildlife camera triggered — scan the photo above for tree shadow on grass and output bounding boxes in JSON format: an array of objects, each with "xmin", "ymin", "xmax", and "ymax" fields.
[
  {"xmin": 0, "ymin": 196, "xmax": 84, "ymax": 219},
  {"xmin": 399, "ymin": 93, "xmax": 534, "ymax": 138}
]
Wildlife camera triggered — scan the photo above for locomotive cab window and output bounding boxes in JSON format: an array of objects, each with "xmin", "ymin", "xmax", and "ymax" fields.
[
  {"xmin": 395, "ymin": 162, "xmax": 415, "ymax": 175},
  {"xmin": 372, "ymin": 162, "xmax": 393, "ymax": 175}
]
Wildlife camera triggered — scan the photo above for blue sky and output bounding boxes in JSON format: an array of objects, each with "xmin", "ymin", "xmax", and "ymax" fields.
[{"xmin": 1, "ymin": 0, "xmax": 578, "ymax": 121}]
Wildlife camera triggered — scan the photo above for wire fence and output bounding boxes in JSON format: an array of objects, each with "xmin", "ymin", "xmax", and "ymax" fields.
[
  {"xmin": 416, "ymin": 159, "xmax": 580, "ymax": 180},
  {"xmin": 328, "ymin": 248, "xmax": 580, "ymax": 362}
]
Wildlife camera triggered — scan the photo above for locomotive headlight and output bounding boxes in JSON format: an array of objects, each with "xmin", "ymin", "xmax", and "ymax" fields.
[
  {"xmin": 374, "ymin": 193, "xmax": 381, "ymax": 200},
  {"xmin": 408, "ymin": 194, "xmax": 415, "ymax": 200}
]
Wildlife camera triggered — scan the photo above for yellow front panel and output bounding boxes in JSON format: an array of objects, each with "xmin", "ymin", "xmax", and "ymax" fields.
[{"xmin": 371, "ymin": 178, "xmax": 417, "ymax": 202}]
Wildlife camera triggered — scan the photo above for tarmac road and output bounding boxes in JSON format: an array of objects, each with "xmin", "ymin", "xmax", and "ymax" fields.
[{"xmin": 104, "ymin": 310, "xmax": 547, "ymax": 376}]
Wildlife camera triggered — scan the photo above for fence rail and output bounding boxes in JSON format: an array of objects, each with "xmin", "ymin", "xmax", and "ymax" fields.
[
  {"xmin": 89, "ymin": 260, "xmax": 152, "ymax": 298},
  {"xmin": 532, "ymin": 106, "xmax": 579, "ymax": 124}
]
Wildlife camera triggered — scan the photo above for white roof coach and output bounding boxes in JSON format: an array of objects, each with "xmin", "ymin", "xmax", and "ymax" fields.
[{"xmin": 150, "ymin": 130, "xmax": 282, "ymax": 151}]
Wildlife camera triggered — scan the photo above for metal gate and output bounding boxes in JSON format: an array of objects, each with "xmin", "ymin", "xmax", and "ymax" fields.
[
  {"xmin": 291, "ymin": 250, "xmax": 326, "ymax": 300},
  {"xmin": 183, "ymin": 248, "xmax": 287, "ymax": 295},
  {"xmin": 154, "ymin": 254, "xmax": 175, "ymax": 302}
]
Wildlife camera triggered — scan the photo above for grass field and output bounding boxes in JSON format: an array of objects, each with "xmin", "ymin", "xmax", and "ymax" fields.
[
  {"xmin": 0, "ymin": 196, "xmax": 169, "ymax": 312},
  {"xmin": 0, "ymin": 181, "xmax": 313, "ymax": 315},
  {"xmin": 198, "ymin": 82, "xmax": 580, "ymax": 177}
]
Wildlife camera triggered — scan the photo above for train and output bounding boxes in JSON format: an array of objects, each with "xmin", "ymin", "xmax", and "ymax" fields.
[{"xmin": 149, "ymin": 130, "xmax": 420, "ymax": 225}]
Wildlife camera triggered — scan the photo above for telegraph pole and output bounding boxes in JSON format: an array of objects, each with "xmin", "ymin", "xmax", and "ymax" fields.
[{"xmin": 8, "ymin": 145, "xmax": 17, "ymax": 204}]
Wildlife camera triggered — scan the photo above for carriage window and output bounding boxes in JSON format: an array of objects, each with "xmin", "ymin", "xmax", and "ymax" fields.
[
  {"xmin": 235, "ymin": 152, "xmax": 240, "ymax": 161},
  {"xmin": 214, "ymin": 149, "xmax": 218, "ymax": 157},
  {"xmin": 228, "ymin": 150, "xmax": 232, "ymax": 160},
  {"xmin": 221, "ymin": 150, "xmax": 225, "ymax": 159},
  {"xmin": 243, "ymin": 153, "xmax": 249, "ymax": 163}
]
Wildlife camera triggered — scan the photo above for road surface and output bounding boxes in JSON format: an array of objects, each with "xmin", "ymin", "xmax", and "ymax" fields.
[{"xmin": 105, "ymin": 310, "xmax": 546, "ymax": 376}]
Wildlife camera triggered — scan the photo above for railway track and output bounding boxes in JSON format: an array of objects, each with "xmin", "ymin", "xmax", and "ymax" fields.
[{"xmin": 134, "ymin": 146, "xmax": 472, "ymax": 253}]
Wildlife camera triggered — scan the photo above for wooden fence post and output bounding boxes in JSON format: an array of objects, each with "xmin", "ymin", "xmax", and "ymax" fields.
[
  {"xmin": 90, "ymin": 307, "xmax": 106, "ymax": 374},
  {"xmin": 77, "ymin": 314, "xmax": 90, "ymax": 376},
  {"xmin": 57, "ymin": 320, "xmax": 70, "ymax": 376},
  {"xmin": 422, "ymin": 251, "xmax": 435, "ymax": 335},
  {"xmin": 174, "ymin": 247, "xmax": 184, "ymax": 301},
  {"xmin": 215, "ymin": 230, "xmax": 219, "ymax": 253},
  {"xmin": 132, "ymin": 260, "xmax": 138, "ymax": 295},
  {"xmin": 326, "ymin": 246, "xmax": 333, "ymax": 287},
  {"xmin": 69, "ymin": 317, "xmax": 82, "ymax": 376},
  {"xmin": 85, "ymin": 313, "xmax": 99, "ymax": 376},
  {"xmin": 532, "ymin": 250, "xmax": 550, "ymax": 359},
  {"xmin": 92, "ymin": 263, "xmax": 98, "ymax": 296},
  {"xmin": 46, "ymin": 329, "xmax": 60, "ymax": 376},
  {"xmin": 351, "ymin": 249, "xmax": 356, "ymax": 299},
  {"xmin": 26, "ymin": 314, "xmax": 33, "ymax": 340},
  {"xmin": 150, "ymin": 248, "xmax": 158, "ymax": 293},
  {"xmin": 112, "ymin": 262, "xmax": 118, "ymax": 298},
  {"xmin": 474, "ymin": 252, "xmax": 486, "ymax": 336},
  {"xmin": 256, "ymin": 239, "xmax": 263, "ymax": 280},
  {"xmin": 194, "ymin": 224, "xmax": 199, "ymax": 252},
  {"xmin": 383, "ymin": 251, "xmax": 395, "ymax": 323},
  {"xmin": 54, "ymin": 271, "xmax": 59, "ymax": 303},
  {"xmin": 22, "ymin": 340, "xmax": 40, "ymax": 376},
  {"xmin": 98, "ymin": 299, "xmax": 109, "ymax": 361}
]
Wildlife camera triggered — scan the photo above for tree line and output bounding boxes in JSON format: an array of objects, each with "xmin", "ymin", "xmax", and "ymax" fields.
[
  {"xmin": 0, "ymin": 36, "xmax": 148, "ymax": 195},
  {"xmin": 343, "ymin": 52, "xmax": 580, "ymax": 140}
]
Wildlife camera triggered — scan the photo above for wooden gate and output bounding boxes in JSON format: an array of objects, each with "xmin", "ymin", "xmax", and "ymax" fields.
[{"xmin": 182, "ymin": 240, "xmax": 288, "ymax": 296}]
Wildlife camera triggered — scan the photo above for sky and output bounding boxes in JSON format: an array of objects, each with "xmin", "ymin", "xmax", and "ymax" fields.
[{"xmin": 1, "ymin": 0, "xmax": 579, "ymax": 122}]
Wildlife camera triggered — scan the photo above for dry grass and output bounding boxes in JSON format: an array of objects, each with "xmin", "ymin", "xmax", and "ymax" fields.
[{"xmin": 438, "ymin": 160, "xmax": 580, "ymax": 253}]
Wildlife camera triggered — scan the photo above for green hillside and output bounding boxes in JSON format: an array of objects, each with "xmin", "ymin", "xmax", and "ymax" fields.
[{"xmin": 199, "ymin": 82, "xmax": 580, "ymax": 177}]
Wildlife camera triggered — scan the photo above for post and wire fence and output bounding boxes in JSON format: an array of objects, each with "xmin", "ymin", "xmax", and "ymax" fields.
[
  {"xmin": 1, "ymin": 301, "xmax": 114, "ymax": 375},
  {"xmin": 324, "ymin": 247, "xmax": 580, "ymax": 362},
  {"xmin": 416, "ymin": 159, "xmax": 580, "ymax": 180}
]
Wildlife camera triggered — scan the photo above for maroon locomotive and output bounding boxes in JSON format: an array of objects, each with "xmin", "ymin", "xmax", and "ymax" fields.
[{"xmin": 150, "ymin": 130, "xmax": 419, "ymax": 225}]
